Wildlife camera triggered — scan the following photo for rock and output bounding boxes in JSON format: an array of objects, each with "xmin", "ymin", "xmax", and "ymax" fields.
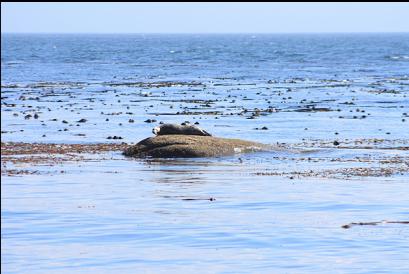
[{"xmin": 123, "ymin": 135, "xmax": 270, "ymax": 158}]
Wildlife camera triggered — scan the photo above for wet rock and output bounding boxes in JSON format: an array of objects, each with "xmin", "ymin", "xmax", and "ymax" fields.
[
  {"xmin": 107, "ymin": 136, "xmax": 123, "ymax": 140},
  {"xmin": 123, "ymin": 135, "xmax": 270, "ymax": 158},
  {"xmin": 153, "ymin": 124, "xmax": 211, "ymax": 136}
]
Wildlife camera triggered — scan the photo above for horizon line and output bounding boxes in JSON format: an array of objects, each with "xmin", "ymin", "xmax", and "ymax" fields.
[{"xmin": 2, "ymin": 31, "xmax": 409, "ymax": 35}]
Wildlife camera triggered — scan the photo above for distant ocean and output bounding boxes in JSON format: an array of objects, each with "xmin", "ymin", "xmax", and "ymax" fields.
[
  {"xmin": 2, "ymin": 33, "xmax": 409, "ymax": 144},
  {"xmin": 2, "ymin": 33, "xmax": 409, "ymax": 85}
]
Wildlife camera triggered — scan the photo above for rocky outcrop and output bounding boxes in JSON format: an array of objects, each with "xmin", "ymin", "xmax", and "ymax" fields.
[{"xmin": 123, "ymin": 135, "xmax": 270, "ymax": 158}]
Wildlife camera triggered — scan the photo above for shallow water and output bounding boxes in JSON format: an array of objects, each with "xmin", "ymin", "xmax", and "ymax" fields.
[{"xmin": 2, "ymin": 34, "xmax": 409, "ymax": 273}]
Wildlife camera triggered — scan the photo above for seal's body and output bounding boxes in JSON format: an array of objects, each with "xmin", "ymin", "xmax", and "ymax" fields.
[{"xmin": 153, "ymin": 124, "xmax": 212, "ymax": 136}]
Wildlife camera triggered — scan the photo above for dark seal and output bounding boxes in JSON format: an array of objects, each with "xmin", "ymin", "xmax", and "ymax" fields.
[{"xmin": 152, "ymin": 124, "xmax": 212, "ymax": 136}]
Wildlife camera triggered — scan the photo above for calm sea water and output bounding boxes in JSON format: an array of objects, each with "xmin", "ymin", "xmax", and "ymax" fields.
[{"xmin": 2, "ymin": 34, "xmax": 409, "ymax": 273}]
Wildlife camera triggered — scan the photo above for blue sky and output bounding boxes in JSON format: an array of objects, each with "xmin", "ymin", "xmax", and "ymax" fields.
[{"xmin": 2, "ymin": 3, "xmax": 409, "ymax": 33}]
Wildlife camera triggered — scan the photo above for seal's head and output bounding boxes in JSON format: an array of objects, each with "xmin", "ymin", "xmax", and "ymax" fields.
[{"xmin": 152, "ymin": 126, "xmax": 161, "ymax": 135}]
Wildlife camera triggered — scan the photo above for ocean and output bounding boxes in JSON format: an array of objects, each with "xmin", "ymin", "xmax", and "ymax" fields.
[{"xmin": 1, "ymin": 33, "xmax": 409, "ymax": 273}]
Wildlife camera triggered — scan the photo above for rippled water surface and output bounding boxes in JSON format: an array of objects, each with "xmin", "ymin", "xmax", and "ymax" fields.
[{"xmin": 2, "ymin": 34, "xmax": 409, "ymax": 273}]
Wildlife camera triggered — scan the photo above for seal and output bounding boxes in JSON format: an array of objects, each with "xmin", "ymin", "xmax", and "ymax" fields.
[{"xmin": 152, "ymin": 123, "xmax": 212, "ymax": 136}]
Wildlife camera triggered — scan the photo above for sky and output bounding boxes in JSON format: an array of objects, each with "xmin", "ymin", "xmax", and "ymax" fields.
[{"xmin": 1, "ymin": 2, "xmax": 409, "ymax": 34}]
